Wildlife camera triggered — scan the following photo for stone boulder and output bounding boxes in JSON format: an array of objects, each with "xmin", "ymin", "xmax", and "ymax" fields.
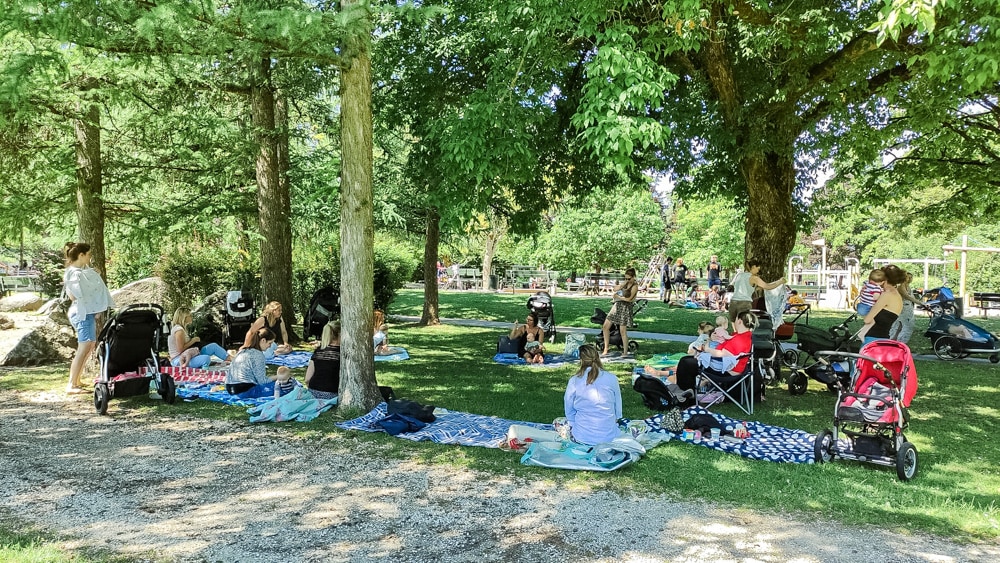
[
  {"xmin": 0, "ymin": 293, "xmax": 45, "ymax": 312},
  {"xmin": 39, "ymin": 298, "xmax": 70, "ymax": 325},
  {"xmin": 0, "ymin": 318, "xmax": 77, "ymax": 366},
  {"xmin": 111, "ymin": 277, "xmax": 167, "ymax": 310},
  {"xmin": 0, "ymin": 314, "xmax": 13, "ymax": 330}
]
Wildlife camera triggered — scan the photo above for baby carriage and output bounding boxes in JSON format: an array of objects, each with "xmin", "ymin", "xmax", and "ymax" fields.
[
  {"xmin": 526, "ymin": 291, "xmax": 557, "ymax": 343},
  {"xmin": 813, "ymin": 340, "xmax": 919, "ymax": 480},
  {"xmin": 924, "ymin": 313, "xmax": 1000, "ymax": 363},
  {"xmin": 304, "ymin": 286, "xmax": 340, "ymax": 340},
  {"xmin": 782, "ymin": 313, "xmax": 860, "ymax": 394},
  {"xmin": 221, "ymin": 290, "xmax": 256, "ymax": 347},
  {"xmin": 93, "ymin": 303, "xmax": 175, "ymax": 415},
  {"xmin": 590, "ymin": 305, "xmax": 643, "ymax": 355},
  {"xmin": 920, "ymin": 286, "xmax": 960, "ymax": 317}
]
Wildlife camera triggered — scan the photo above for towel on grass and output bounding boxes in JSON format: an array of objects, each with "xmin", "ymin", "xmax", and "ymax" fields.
[
  {"xmin": 520, "ymin": 436, "xmax": 646, "ymax": 472},
  {"xmin": 337, "ymin": 403, "xmax": 553, "ymax": 448},
  {"xmin": 375, "ymin": 348, "xmax": 410, "ymax": 362},
  {"xmin": 624, "ymin": 407, "xmax": 816, "ymax": 464},
  {"xmin": 159, "ymin": 366, "xmax": 227, "ymax": 384},
  {"xmin": 248, "ymin": 386, "xmax": 338, "ymax": 423}
]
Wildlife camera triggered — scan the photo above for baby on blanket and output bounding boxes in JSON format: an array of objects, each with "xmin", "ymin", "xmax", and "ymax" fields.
[{"xmin": 271, "ymin": 366, "xmax": 299, "ymax": 399}]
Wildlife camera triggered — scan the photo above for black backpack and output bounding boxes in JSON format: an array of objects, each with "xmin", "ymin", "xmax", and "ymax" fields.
[{"xmin": 632, "ymin": 374, "xmax": 694, "ymax": 411}]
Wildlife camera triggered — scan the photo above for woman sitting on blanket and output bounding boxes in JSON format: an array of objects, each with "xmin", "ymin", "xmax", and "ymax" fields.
[
  {"xmin": 305, "ymin": 321, "xmax": 340, "ymax": 400},
  {"xmin": 225, "ymin": 327, "xmax": 276, "ymax": 395},
  {"xmin": 564, "ymin": 343, "xmax": 622, "ymax": 445},
  {"xmin": 243, "ymin": 301, "xmax": 293, "ymax": 359},
  {"xmin": 168, "ymin": 307, "xmax": 232, "ymax": 368},
  {"xmin": 372, "ymin": 309, "xmax": 402, "ymax": 356},
  {"xmin": 510, "ymin": 312, "xmax": 546, "ymax": 364}
]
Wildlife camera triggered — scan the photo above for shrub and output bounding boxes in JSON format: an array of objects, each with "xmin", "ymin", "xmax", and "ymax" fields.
[{"xmin": 156, "ymin": 246, "xmax": 236, "ymax": 312}]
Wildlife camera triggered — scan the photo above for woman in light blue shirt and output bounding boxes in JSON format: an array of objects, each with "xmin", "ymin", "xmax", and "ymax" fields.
[
  {"xmin": 225, "ymin": 328, "xmax": 276, "ymax": 395},
  {"xmin": 564, "ymin": 344, "xmax": 622, "ymax": 445}
]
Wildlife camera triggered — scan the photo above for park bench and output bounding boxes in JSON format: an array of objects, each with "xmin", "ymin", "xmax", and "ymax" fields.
[
  {"xmin": 583, "ymin": 273, "xmax": 625, "ymax": 295},
  {"xmin": 455, "ymin": 268, "xmax": 481, "ymax": 290},
  {"xmin": 0, "ymin": 275, "xmax": 40, "ymax": 296},
  {"xmin": 787, "ymin": 284, "xmax": 825, "ymax": 304},
  {"xmin": 972, "ymin": 292, "xmax": 1000, "ymax": 317},
  {"xmin": 505, "ymin": 267, "xmax": 558, "ymax": 293}
]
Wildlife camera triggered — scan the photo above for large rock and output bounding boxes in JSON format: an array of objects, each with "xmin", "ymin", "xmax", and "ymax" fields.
[
  {"xmin": 0, "ymin": 314, "xmax": 13, "ymax": 330},
  {"xmin": 111, "ymin": 277, "xmax": 167, "ymax": 310},
  {"xmin": 0, "ymin": 318, "xmax": 77, "ymax": 366},
  {"xmin": 0, "ymin": 293, "xmax": 45, "ymax": 312}
]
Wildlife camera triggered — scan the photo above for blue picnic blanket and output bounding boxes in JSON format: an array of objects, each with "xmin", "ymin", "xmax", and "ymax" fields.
[
  {"xmin": 248, "ymin": 387, "xmax": 338, "ymax": 423},
  {"xmin": 336, "ymin": 403, "xmax": 554, "ymax": 448},
  {"xmin": 268, "ymin": 349, "xmax": 410, "ymax": 368},
  {"xmin": 176, "ymin": 382, "xmax": 274, "ymax": 407},
  {"xmin": 624, "ymin": 407, "xmax": 816, "ymax": 464}
]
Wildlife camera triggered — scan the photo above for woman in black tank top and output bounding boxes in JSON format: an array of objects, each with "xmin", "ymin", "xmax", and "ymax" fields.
[
  {"xmin": 862, "ymin": 265, "xmax": 907, "ymax": 345},
  {"xmin": 244, "ymin": 300, "xmax": 293, "ymax": 356}
]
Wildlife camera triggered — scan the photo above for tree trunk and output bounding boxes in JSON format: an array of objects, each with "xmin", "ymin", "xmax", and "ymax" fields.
[
  {"xmin": 251, "ymin": 56, "xmax": 296, "ymax": 339},
  {"xmin": 74, "ymin": 103, "xmax": 106, "ymax": 279},
  {"xmin": 481, "ymin": 220, "xmax": 505, "ymax": 291},
  {"xmin": 274, "ymin": 92, "xmax": 298, "ymax": 343},
  {"xmin": 421, "ymin": 207, "xmax": 441, "ymax": 325},
  {"xmin": 338, "ymin": 2, "xmax": 381, "ymax": 410},
  {"xmin": 741, "ymin": 149, "xmax": 797, "ymax": 281}
]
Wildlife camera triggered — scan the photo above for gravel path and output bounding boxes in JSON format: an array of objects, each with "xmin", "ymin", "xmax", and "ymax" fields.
[{"xmin": 1, "ymin": 389, "xmax": 997, "ymax": 562}]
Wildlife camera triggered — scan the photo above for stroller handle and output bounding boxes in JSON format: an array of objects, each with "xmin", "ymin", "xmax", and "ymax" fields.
[{"xmin": 815, "ymin": 350, "xmax": 880, "ymax": 365}]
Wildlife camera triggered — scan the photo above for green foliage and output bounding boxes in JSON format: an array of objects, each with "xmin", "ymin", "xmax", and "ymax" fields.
[
  {"xmin": 156, "ymin": 245, "xmax": 241, "ymax": 312},
  {"xmin": 667, "ymin": 196, "xmax": 745, "ymax": 273},
  {"xmin": 528, "ymin": 183, "xmax": 666, "ymax": 272},
  {"xmin": 291, "ymin": 244, "xmax": 340, "ymax": 321},
  {"xmin": 373, "ymin": 235, "xmax": 421, "ymax": 311}
]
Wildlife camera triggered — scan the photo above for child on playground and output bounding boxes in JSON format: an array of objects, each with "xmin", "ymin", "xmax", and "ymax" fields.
[
  {"xmin": 686, "ymin": 321, "xmax": 715, "ymax": 355},
  {"xmin": 856, "ymin": 269, "xmax": 886, "ymax": 316},
  {"xmin": 785, "ymin": 289, "xmax": 806, "ymax": 313},
  {"xmin": 272, "ymin": 366, "xmax": 297, "ymax": 399},
  {"xmin": 710, "ymin": 315, "xmax": 731, "ymax": 348}
]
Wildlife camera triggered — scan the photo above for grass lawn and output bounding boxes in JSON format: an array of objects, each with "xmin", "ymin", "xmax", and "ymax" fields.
[{"xmin": 3, "ymin": 287, "xmax": 999, "ymax": 555}]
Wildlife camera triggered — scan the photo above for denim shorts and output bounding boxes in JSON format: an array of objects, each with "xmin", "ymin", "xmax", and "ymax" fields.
[{"xmin": 69, "ymin": 311, "xmax": 97, "ymax": 343}]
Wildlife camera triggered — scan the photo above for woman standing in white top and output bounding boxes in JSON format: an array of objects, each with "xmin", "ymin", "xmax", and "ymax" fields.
[
  {"xmin": 564, "ymin": 344, "xmax": 622, "ymax": 445},
  {"xmin": 63, "ymin": 242, "xmax": 114, "ymax": 394},
  {"xmin": 727, "ymin": 258, "xmax": 785, "ymax": 323}
]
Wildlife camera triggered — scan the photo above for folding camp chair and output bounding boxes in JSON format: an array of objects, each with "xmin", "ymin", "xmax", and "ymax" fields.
[{"xmin": 697, "ymin": 352, "xmax": 757, "ymax": 415}]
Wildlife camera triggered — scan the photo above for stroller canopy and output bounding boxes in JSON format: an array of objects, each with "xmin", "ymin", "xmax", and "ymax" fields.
[{"xmin": 856, "ymin": 340, "xmax": 918, "ymax": 408}]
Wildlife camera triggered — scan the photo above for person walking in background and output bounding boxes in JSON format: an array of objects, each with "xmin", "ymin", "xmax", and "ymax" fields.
[
  {"xmin": 728, "ymin": 259, "xmax": 785, "ymax": 323},
  {"xmin": 673, "ymin": 258, "xmax": 689, "ymax": 298},
  {"xmin": 659, "ymin": 256, "xmax": 674, "ymax": 303},
  {"xmin": 63, "ymin": 242, "xmax": 114, "ymax": 395}
]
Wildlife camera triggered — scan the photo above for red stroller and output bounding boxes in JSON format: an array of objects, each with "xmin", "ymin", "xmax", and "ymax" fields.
[{"xmin": 813, "ymin": 340, "xmax": 919, "ymax": 480}]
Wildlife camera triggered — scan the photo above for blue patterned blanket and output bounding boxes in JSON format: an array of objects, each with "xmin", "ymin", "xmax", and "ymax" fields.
[
  {"xmin": 336, "ymin": 403, "xmax": 554, "ymax": 448},
  {"xmin": 176, "ymin": 382, "xmax": 274, "ymax": 407},
  {"xmin": 626, "ymin": 407, "xmax": 816, "ymax": 464},
  {"xmin": 268, "ymin": 349, "xmax": 410, "ymax": 369}
]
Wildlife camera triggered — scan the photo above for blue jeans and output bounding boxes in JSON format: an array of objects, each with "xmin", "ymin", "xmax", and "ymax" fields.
[
  {"xmin": 171, "ymin": 342, "xmax": 229, "ymax": 368},
  {"xmin": 857, "ymin": 303, "xmax": 872, "ymax": 317}
]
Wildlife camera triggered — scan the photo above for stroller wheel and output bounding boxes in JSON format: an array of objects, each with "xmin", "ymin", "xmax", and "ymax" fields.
[
  {"xmin": 933, "ymin": 335, "xmax": 964, "ymax": 360},
  {"xmin": 94, "ymin": 383, "xmax": 110, "ymax": 415},
  {"xmin": 160, "ymin": 374, "xmax": 177, "ymax": 405},
  {"xmin": 896, "ymin": 442, "xmax": 918, "ymax": 481},
  {"xmin": 627, "ymin": 341, "xmax": 639, "ymax": 355},
  {"xmin": 781, "ymin": 349, "xmax": 800, "ymax": 368},
  {"xmin": 788, "ymin": 370, "xmax": 808, "ymax": 395},
  {"xmin": 814, "ymin": 429, "xmax": 834, "ymax": 463},
  {"xmin": 990, "ymin": 354, "xmax": 1000, "ymax": 364}
]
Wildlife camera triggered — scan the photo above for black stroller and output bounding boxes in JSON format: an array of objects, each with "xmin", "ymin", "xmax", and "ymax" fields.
[
  {"xmin": 221, "ymin": 290, "xmax": 256, "ymax": 347},
  {"xmin": 782, "ymin": 313, "xmax": 860, "ymax": 394},
  {"xmin": 304, "ymin": 286, "xmax": 340, "ymax": 340},
  {"xmin": 94, "ymin": 303, "xmax": 175, "ymax": 415},
  {"xmin": 526, "ymin": 291, "xmax": 556, "ymax": 343},
  {"xmin": 590, "ymin": 300, "xmax": 646, "ymax": 355}
]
